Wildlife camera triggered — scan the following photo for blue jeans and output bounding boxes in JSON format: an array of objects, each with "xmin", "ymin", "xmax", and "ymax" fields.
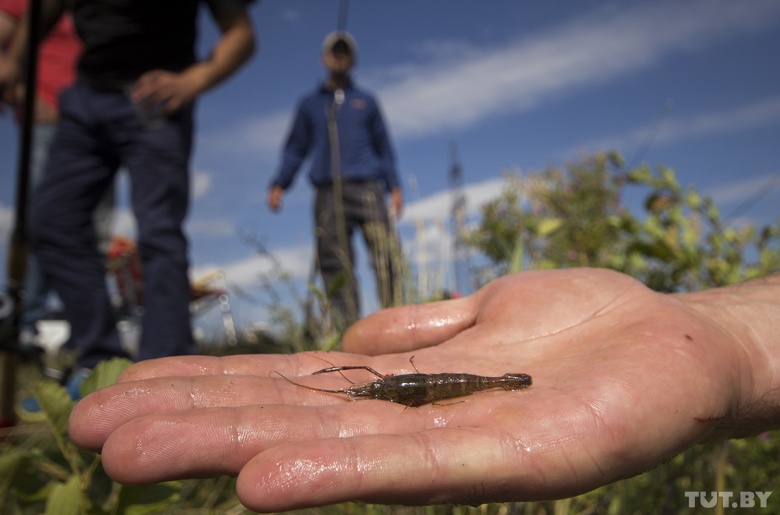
[
  {"xmin": 28, "ymin": 82, "xmax": 196, "ymax": 368},
  {"xmin": 20, "ymin": 124, "xmax": 57, "ymax": 337},
  {"xmin": 20, "ymin": 124, "xmax": 114, "ymax": 338}
]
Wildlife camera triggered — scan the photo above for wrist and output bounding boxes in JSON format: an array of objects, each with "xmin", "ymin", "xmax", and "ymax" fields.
[{"xmin": 680, "ymin": 274, "xmax": 780, "ymax": 438}]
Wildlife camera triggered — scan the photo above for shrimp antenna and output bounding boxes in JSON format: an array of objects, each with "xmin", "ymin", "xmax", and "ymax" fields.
[
  {"xmin": 272, "ymin": 371, "xmax": 347, "ymax": 395},
  {"xmin": 307, "ymin": 353, "xmax": 356, "ymax": 384}
]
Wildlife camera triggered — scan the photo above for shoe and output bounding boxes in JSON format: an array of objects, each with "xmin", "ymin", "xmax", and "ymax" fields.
[
  {"xmin": 64, "ymin": 368, "xmax": 93, "ymax": 401},
  {"xmin": 17, "ymin": 368, "xmax": 92, "ymax": 414},
  {"xmin": 18, "ymin": 331, "xmax": 45, "ymax": 362},
  {"xmin": 18, "ymin": 395, "xmax": 43, "ymax": 414}
]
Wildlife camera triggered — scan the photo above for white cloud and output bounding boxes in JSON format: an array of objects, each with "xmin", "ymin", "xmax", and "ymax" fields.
[
  {"xmin": 582, "ymin": 96, "xmax": 780, "ymax": 153},
  {"xmin": 110, "ymin": 208, "xmax": 137, "ymax": 238},
  {"xmin": 281, "ymin": 9, "xmax": 301, "ymax": 24},
  {"xmin": 213, "ymin": 0, "xmax": 780, "ymax": 157},
  {"xmin": 207, "ymin": 111, "xmax": 290, "ymax": 161},
  {"xmin": 376, "ymin": 0, "xmax": 780, "ymax": 139},
  {"xmin": 401, "ymin": 176, "xmax": 506, "ymax": 224},
  {"xmin": 705, "ymin": 172, "xmax": 780, "ymax": 206},
  {"xmin": 0, "ymin": 203, "xmax": 13, "ymax": 237},
  {"xmin": 187, "ymin": 218, "xmax": 236, "ymax": 237},
  {"xmin": 193, "ymin": 242, "xmax": 314, "ymax": 287},
  {"xmin": 191, "ymin": 171, "xmax": 213, "ymax": 200}
]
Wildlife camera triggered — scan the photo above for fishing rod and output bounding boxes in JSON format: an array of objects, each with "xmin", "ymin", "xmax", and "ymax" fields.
[
  {"xmin": 336, "ymin": 0, "xmax": 350, "ymax": 32},
  {"xmin": 303, "ymin": 0, "xmax": 355, "ymax": 335},
  {"xmin": 1, "ymin": 0, "xmax": 43, "ymax": 428}
]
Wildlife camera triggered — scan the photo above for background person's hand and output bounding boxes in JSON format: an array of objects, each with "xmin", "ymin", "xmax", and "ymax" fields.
[
  {"xmin": 68, "ymin": 268, "xmax": 771, "ymax": 512},
  {"xmin": 0, "ymin": 54, "xmax": 21, "ymax": 110},
  {"xmin": 267, "ymin": 185, "xmax": 284, "ymax": 211},
  {"xmin": 130, "ymin": 69, "xmax": 202, "ymax": 116},
  {"xmin": 390, "ymin": 187, "xmax": 403, "ymax": 219}
]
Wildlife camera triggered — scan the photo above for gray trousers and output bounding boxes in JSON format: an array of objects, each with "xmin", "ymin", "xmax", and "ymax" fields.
[{"xmin": 314, "ymin": 180, "xmax": 401, "ymax": 331}]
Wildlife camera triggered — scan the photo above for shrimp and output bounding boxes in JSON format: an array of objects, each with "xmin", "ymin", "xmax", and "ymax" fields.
[{"xmin": 275, "ymin": 357, "xmax": 532, "ymax": 407}]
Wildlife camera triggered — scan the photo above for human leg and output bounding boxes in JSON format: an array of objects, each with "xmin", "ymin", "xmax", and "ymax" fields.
[
  {"xmin": 315, "ymin": 186, "xmax": 359, "ymax": 331},
  {"xmin": 19, "ymin": 124, "xmax": 58, "ymax": 341},
  {"xmin": 27, "ymin": 85, "xmax": 128, "ymax": 369},
  {"xmin": 120, "ymin": 104, "xmax": 196, "ymax": 360},
  {"xmin": 351, "ymin": 182, "xmax": 402, "ymax": 308}
]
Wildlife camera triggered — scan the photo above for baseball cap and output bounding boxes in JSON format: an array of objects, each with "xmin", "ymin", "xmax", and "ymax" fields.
[{"xmin": 322, "ymin": 31, "xmax": 357, "ymax": 56}]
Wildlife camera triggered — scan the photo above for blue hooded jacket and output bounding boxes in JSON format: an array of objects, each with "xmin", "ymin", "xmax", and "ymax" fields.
[{"xmin": 271, "ymin": 81, "xmax": 400, "ymax": 193}]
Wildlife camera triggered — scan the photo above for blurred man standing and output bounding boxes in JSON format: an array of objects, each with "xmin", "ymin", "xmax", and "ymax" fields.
[
  {"xmin": 268, "ymin": 31, "xmax": 403, "ymax": 332},
  {"xmin": 0, "ymin": 0, "xmax": 80, "ymax": 354},
  {"xmin": 0, "ymin": 0, "xmax": 255, "ymax": 394}
]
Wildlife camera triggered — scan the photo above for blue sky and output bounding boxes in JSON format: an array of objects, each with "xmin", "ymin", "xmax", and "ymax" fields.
[{"xmin": 2, "ymin": 0, "xmax": 780, "ymax": 336}]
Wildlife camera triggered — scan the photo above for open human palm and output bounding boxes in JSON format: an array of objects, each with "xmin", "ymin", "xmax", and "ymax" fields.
[{"xmin": 69, "ymin": 269, "xmax": 753, "ymax": 512}]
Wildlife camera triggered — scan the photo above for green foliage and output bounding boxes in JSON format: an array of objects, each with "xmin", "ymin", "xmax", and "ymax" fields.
[
  {"xmin": 465, "ymin": 152, "xmax": 631, "ymax": 280},
  {"xmin": 1, "ymin": 358, "xmax": 186, "ymax": 515},
  {"xmin": 619, "ymin": 164, "xmax": 780, "ymax": 291},
  {"xmin": 465, "ymin": 151, "xmax": 780, "ymax": 291},
  {"xmin": 6, "ymin": 151, "xmax": 780, "ymax": 513}
]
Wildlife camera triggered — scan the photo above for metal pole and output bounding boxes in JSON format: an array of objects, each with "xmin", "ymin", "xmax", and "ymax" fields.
[
  {"xmin": 0, "ymin": 0, "xmax": 43, "ymax": 428},
  {"xmin": 336, "ymin": 0, "xmax": 350, "ymax": 31}
]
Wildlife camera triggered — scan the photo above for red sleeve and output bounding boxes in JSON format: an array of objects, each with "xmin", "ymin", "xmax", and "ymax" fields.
[
  {"xmin": 0, "ymin": 0, "xmax": 81, "ymax": 111},
  {"xmin": 0, "ymin": 0, "xmax": 26, "ymax": 20},
  {"xmin": 37, "ymin": 14, "xmax": 82, "ymax": 110}
]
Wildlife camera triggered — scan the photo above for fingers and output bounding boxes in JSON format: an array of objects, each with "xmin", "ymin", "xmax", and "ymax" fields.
[
  {"xmin": 130, "ymin": 70, "xmax": 192, "ymax": 114},
  {"xmin": 69, "ymin": 374, "xmax": 276, "ymax": 452},
  {"xmin": 267, "ymin": 187, "xmax": 283, "ymax": 211},
  {"xmin": 114, "ymin": 352, "xmax": 417, "ymax": 385},
  {"xmin": 236, "ymin": 431, "xmax": 504, "ymax": 511},
  {"xmin": 342, "ymin": 296, "xmax": 477, "ymax": 355},
  {"xmin": 115, "ymin": 354, "xmax": 293, "ymax": 382},
  {"xmin": 70, "ymin": 352, "xmax": 415, "ymax": 451},
  {"xmin": 93, "ymin": 401, "xmax": 434, "ymax": 485},
  {"xmin": 249, "ymin": 414, "xmax": 645, "ymax": 512}
]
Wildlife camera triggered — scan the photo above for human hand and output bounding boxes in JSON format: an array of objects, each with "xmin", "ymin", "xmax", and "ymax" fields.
[
  {"xmin": 267, "ymin": 185, "xmax": 284, "ymax": 212},
  {"xmin": 68, "ymin": 269, "xmax": 768, "ymax": 512},
  {"xmin": 0, "ymin": 54, "xmax": 21, "ymax": 110},
  {"xmin": 130, "ymin": 69, "xmax": 202, "ymax": 116},
  {"xmin": 390, "ymin": 187, "xmax": 403, "ymax": 219}
]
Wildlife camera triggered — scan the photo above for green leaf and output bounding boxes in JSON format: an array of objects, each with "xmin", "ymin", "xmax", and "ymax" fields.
[
  {"xmin": 325, "ymin": 271, "xmax": 349, "ymax": 298},
  {"xmin": 507, "ymin": 234, "xmax": 525, "ymax": 274},
  {"xmin": 34, "ymin": 382, "xmax": 75, "ymax": 436},
  {"xmin": 686, "ymin": 190, "xmax": 702, "ymax": 209},
  {"xmin": 0, "ymin": 447, "xmax": 27, "ymax": 495},
  {"xmin": 81, "ymin": 358, "xmax": 134, "ymax": 397},
  {"xmin": 537, "ymin": 217, "xmax": 563, "ymax": 237},
  {"xmin": 626, "ymin": 165, "xmax": 652, "ymax": 184},
  {"xmin": 45, "ymin": 476, "xmax": 84, "ymax": 515},
  {"xmin": 116, "ymin": 482, "xmax": 181, "ymax": 515}
]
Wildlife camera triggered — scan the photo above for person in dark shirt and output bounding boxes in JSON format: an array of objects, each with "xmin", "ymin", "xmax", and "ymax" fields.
[
  {"xmin": 0, "ymin": 0, "xmax": 255, "ymax": 391},
  {"xmin": 1, "ymin": 0, "xmax": 81, "ymax": 353},
  {"xmin": 268, "ymin": 31, "xmax": 403, "ymax": 332}
]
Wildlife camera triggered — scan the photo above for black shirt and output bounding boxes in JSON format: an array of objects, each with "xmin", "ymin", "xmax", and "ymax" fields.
[{"xmin": 68, "ymin": 0, "xmax": 246, "ymax": 90}]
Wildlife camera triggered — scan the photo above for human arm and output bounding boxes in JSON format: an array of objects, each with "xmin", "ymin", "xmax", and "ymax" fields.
[
  {"xmin": 267, "ymin": 101, "xmax": 312, "ymax": 210},
  {"xmin": 0, "ymin": 8, "xmax": 15, "ymax": 47},
  {"xmin": 369, "ymin": 97, "xmax": 402, "ymax": 214},
  {"xmin": 0, "ymin": 0, "xmax": 64, "ymax": 105},
  {"xmin": 390, "ymin": 186, "xmax": 403, "ymax": 219},
  {"xmin": 130, "ymin": 2, "xmax": 255, "ymax": 114},
  {"xmin": 266, "ymin": 185, "xmax": 284, "ymax": 211},
  {"xmin": 0, "ymin": 8, "xmax": 16, "ymax": 112},
  {"xmin": 67, "ymin": 268, "xmax": 780, "ymax": 512}
]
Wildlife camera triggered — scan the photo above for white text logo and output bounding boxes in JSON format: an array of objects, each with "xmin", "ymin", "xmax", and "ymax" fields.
[{"xmin": 684, "ymin": 491, "xmax": 772, "ymax": 509}]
